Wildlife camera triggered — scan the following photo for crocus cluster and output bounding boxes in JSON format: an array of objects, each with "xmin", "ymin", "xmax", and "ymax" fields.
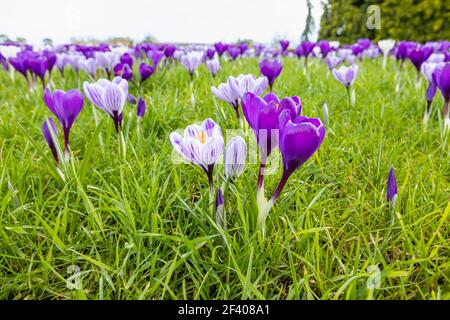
[{"xmin": 242, "ymin": 92, "xmax": 325, "ymax": 229}]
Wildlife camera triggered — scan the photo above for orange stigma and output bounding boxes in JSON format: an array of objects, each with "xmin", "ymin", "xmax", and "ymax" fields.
[{"xmin": 197, "ymin": 131, "xmax": 206, "ymax": 144}]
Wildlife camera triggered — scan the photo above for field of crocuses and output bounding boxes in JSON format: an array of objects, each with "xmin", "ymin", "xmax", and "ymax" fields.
[{"xmin": 0, "ymin": 39, "xmax": 449, "ymax": 300}]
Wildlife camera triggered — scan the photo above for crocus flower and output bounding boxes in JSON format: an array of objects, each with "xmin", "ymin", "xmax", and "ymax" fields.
[
  {"xmin": 332, "ymin": 64, "xmax": 358, "ymax": 89},
  {"xmin": 43, "ymin": 50, "xmax": 57, "ymax": 74},
  {"xmin": 211, "ymin": 78, "xmax": 240, "ymax": 116},
  {"xmin": 136, "ymin": 96, "xmax": 146, "ymax": 118},
  {"xmin": 29, "ymin": 56, "xmax": 48, "ymax": 88},
  {"xmin": 224, "ymin": 136, "xmax": 247, "ymax": 179},
  {"xmin": 229, "ymin": 74, "xmax": 268, "ymax": 102},
  {"xmin": 113, "ymin": 63, "xmax": 133, "ymax": 81},
  {"xmin": 120, "ymin": 53, "xmax": 133, "ymax": 67},
  {"xmin": 387, "ymin": 167, "xmax": 398, "ymax": 206},
  {"xmin": 170, "ymin": 118, "xmax": 224, "ymax": 194},
  {"xmin": 78, "ymin": 58, "xmax": 98, "ymax": 77},
  {"xmin": 256, "ymin": 108, "xmax": 325, "ymax": 228},
  {"xmin": 300, "ymin": 41, "xmax": 315, "ymax": 58},
  {"xmin": 421, "ymin": 62, "xmax": 445, "ymax": 120},
  {"xmin": 227, "ymin": 46, "xmax": 241, "ymax": 60},
  {"xmin": 42, "ymin": 117, "xmax": 59, "ymax": 164},
  {"xmin": 148, "ymin": 50, "xmax": 164, "ymax": 68},
  {"xmin": 242, "ymin": 92, "xmax": 302, "ymax": 202},
  {"xmin": 214, "ymin": 42, "xmax": 228, "ymax": 57},
  {"xmin": 44, "ymin": 88, "xmax": 84, "ymax": 158},
  {"xmin": 427, "ymin": 53, "xmax": 445, "ymax": 64},
  {"xmin": 206, "ymin": 59, "xmax": 220, "ymax": 77},
  {"xmin": 180, "ymin": 51, "xmax": 204, "ymax": 80},
  {"xmin": 325, "ymin": 53, "xmax": 341, "ymax": 70},
  {"xmin": 279, "ymin": 40, "xmax": 290, "ymax": 52},
  {"xmin": 259, "ymin": 59, "xmax": 282, "ymax": 91},
  {"xmin": 408, "ymin": 47, "xmax": 433, "ymax": 73},
  {"xmin": 83, "ymin": 77, "xmax": 128, "ymax": 133},
  {"xmin": 206, "ymin": 47, "xmax": 216, "ymax": 60},
  {"xmin": 128, "ymin": 94, "xmax": 137, "ymax": 104},
  {"xmin": 164, "ymin": 44, "xmax": 176, "ymax": 58},
  {"xmin": 433, "ymin": 64, "xmax": 450, "ymax": 129},
  {"xmin": 318, "ymin": 40, "xmax": 332, "ymax": 58},
  {"xmin": 211, "ymin": 74, "xmax": 268, "ymax": 119},
  {"xmin": 215, "ymin": 187, "xmax": 225, "ymax": 228},
  {"xmin": 139, "ymin": 62, "xmax": 154, "ymax": 83},
  {"xmin": 378, "ymin": 39, "xmax": 395, "ymax": 69}
]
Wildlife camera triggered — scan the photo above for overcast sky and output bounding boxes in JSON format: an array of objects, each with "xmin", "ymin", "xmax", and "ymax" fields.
[{"xmin": 0, "ymin": 0, "xmax": 323, "ymax": 45}]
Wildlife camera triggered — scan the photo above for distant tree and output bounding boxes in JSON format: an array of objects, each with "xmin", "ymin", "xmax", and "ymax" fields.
[
  {"xmin": 0, "ymin": 34, "xmax": 10, "ymax": 43},
  {"xmin": 16, "ymin": 37, "xmax": 26, "ymax": 44},
  {"xmin": 142, "ymin": 35, "xmax": 157, "ymax": 43},
  {"xmin": 318, "ymin": 0, "xmax": 450, "ymax": 43},
  {"xmin": 43, "ymin": 38, "xmax": 53, "ymax": 46},
  {"xmin": 301, "ymin": 0, "xmax": 315, "ymax": 41}
]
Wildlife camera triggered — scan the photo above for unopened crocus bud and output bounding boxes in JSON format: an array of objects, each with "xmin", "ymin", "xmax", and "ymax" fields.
[
  {"xmin": 322, "ymin": 101, "xmax": 329, "ymax": 125},
  {"xmin": 42, "ymin": 118, "xmax": 59, "ymax": 163},
  {"xmin": 139, "ymin": 62, "xmax": 154, "ymax": 83},
  {"xmin": 137, "ymin": 97, "xmax": 147, "ymax": 118},
  {"xmin": 128, "ymin": 94, "xmax": 137, "ymax": 105},
  {"xmin": 215, "ymin": 187, "xmax": 225, "ymax": 228},
  {"xmin": 387, "ymin": 167, "xmax": 398, "ymax": 207},
  {"xmin": 224, "ymin": 136, "xmax": 247, "ymax": 179}
]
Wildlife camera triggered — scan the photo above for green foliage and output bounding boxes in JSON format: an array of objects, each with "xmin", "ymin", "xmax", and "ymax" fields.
[
  {"xmin": 319, "ymin": 0, "xmax": 450, "ymax": 43},
  {"xmin": 0, "ymin": 57, "xmax": 449, "ymax": 299}
]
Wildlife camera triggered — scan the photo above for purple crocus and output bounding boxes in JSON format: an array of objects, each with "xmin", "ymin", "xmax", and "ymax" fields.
[
  {"xmin": 120, "ymin": 53, "xmax": 133, "ymax": 67},
  {"xmin": 113, "ymin": 63, "xmax": 133, "ymax": 81},
  {"xmin": 215, "ymin": 187, "xmax": 225, "ymax": 228},
  {"xmin": 206, "ymin": 47, "xmax": 216, "ymax": 60},
  {"xmin": 259, "ymin": 59, "xmax": 282, "ymax": 91},
  {"xmin": 83, "ymin": 77, "xmax": 128, "ymax": 133},
  {"xmin": 44, "ymin": 88, "xmax": 84, "ymax": 158},
  {"xmin": 279, "ymin": 40, "xmax": 290, "ymax": 52},
  {"xmin": 136, "ymin": 96, "xmax": 147, "ymax": 118},
  {"xmin": 214, "ymin": 42, "xmax": 228, "ymax": 57},
  {"xmin": 249, "ymin": 104, "xmax": 325, "ymax": 229},
  {"xmin": 318, "ymin": 40, "xmax": 332, "ymax": 58},
  {"xmin": 408, "ymin": 46, "xmax": 433, "ymax": 73},
  {"xmin": 148, "ymin": 50, "xmax": 164, "ymax": 68},
  {"xmin": 170, "ymin": 118, "xmax": 224, "ymax": 195},
  {"xmin": 387, "ymin": 167, "xmax": 398, "ymax": 206},
  {"xmin": 42, "ymin": 117, "xmax": 59, "ymax": 164},
  {"xmin": 139, "ymin": 62, "xmax": 154, "ymax": 83},
  {"xmin": 433, "ymin": 63, "xmax": 450, "ymax": 129},
  {"xmin": 164, "ymin": 44, "xmax": 176, "ymax": 58},
  {"xmin": 242, "ymin": 92, "xmax": 302, "ymax": 161},
  {"xmin": 227, "ymin": 46, "xmax": 241, "ymax": 60},
  {"xmin": 421, "ymin": 62, "xmax": 445, "ymax": 120}
]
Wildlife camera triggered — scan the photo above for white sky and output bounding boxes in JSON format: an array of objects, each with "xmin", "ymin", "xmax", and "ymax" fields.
[{"xmin": 0, "ymin": 0, "xmax": 323, "ymax": 45}]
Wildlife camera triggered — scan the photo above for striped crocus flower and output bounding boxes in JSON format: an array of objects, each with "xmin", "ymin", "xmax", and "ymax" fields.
[
  {"xmin": 83, "ymin": 77, "xmax": 128, "ymax": 133},
  {"xmin": 170, "ymin": 118, "xmax": 224, "ymax": 195},
  {"xmin": 224, "ymin": 136, "xmax": 247, "ymax": 180}
]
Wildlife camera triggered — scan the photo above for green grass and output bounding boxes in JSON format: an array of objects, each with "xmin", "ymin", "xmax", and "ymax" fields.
[{"xmin": 0, "ymin": 56, "xmax": 449, "ymax": 300}]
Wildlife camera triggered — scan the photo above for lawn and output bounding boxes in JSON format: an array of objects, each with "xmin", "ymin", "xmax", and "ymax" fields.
[{"xmin": 0, "ymin": 56, "xmax": 449, "ymax": 299}]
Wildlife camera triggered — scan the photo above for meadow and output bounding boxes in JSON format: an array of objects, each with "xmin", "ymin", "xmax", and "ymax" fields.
[{"xmin": 0, "ymin": 53, "xmax": 449, "ymax": 300}]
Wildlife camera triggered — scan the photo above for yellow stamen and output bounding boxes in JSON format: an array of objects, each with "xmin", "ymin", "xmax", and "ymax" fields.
[{"xmin": 197, "ymin": 131, "xmax": 206, "ymax": 144}]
